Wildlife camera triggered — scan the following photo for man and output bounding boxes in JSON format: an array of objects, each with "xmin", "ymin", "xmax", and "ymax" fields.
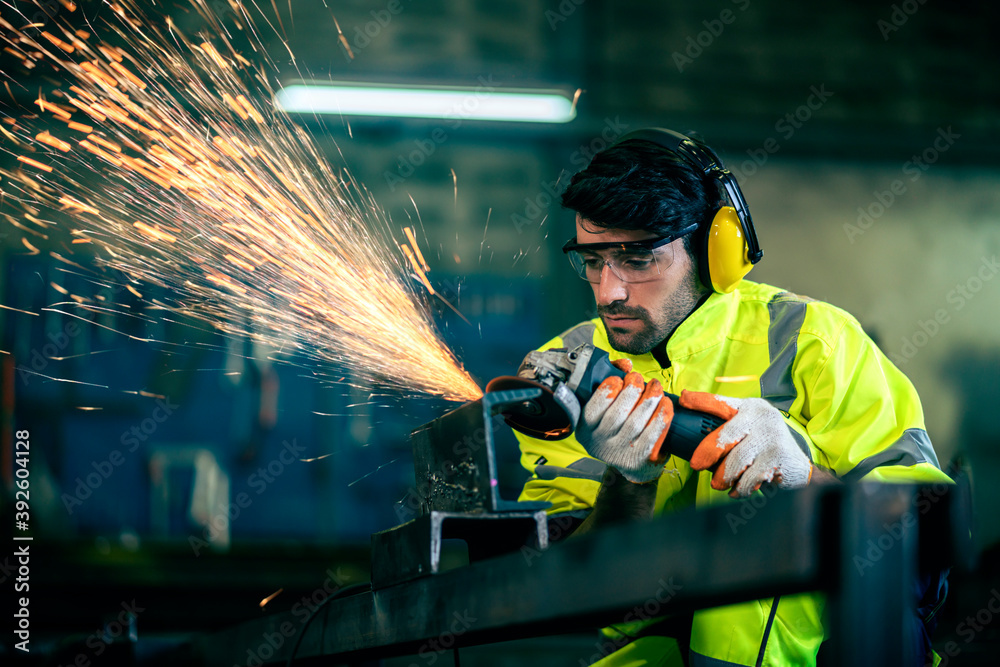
[{"xmin": 513, "ymin": 129, "xmax": 952, "ymax": 666}]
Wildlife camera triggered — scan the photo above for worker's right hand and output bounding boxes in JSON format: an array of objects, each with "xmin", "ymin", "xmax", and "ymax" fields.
[{"xmin": 575, "ymin": 360, "xmax": 674, "ymax": 484}]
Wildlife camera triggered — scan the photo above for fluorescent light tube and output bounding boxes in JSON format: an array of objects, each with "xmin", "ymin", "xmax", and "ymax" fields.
[{"xmin": 275, "ymin": 82, "xmax": 576, "ymax": 123}]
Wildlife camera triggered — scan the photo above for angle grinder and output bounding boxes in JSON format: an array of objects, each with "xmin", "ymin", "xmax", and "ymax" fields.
[{"xmin": 485, "ymin": 343, "xmax": 726, "ymax": 461}]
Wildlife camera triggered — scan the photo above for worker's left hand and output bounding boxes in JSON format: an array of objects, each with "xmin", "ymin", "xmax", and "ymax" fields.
[{"xmin": 678, "ymin": 391, "xmax": 813, "ymax": 498}]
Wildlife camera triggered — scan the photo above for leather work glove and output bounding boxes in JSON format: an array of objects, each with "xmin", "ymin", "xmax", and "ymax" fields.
[
  {"xmin": 679, "ymin": 391, "xmax": 813, "ymax": 498},
  {"xmin": 576, "ymin": 359, "xmax": 674, "ymax": 484}
]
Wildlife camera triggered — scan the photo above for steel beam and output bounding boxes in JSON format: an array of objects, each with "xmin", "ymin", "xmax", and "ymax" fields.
[
  {"xmin": 192, "ymin": 483, "xmax": 829, "ymax": 665},
  {"xmin": 179, "ymin": 482, "xmax": 964, "ymax": 667}
]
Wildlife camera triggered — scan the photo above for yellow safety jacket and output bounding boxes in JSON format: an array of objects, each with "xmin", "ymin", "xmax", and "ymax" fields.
[{"xmin": 515, "ymin": 280, "xmax": 952, "ymax": 666}]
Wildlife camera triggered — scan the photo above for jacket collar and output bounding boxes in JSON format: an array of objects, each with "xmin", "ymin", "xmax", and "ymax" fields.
[
  {"xmin": 665, "ymin": 288, "xmax": 740, "ymax": 362},
  {"xmin": 602, "ymin": 287, "xmax": 741, "ymax": 370}
]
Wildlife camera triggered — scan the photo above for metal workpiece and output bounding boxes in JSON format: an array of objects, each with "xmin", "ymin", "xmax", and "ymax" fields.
[
  {"xmin": 371, "ymin": 389, "xmax": 552, "ymax": 590},
  {"xmin": 409, "ymin": 388, "xmax": 552, "ymax": 515},
  {"xmin": 826, "ymin": 477, "xmax": 976, "ymax": 666},
  {"xmin": 828, "ymin": 484, "xmax": 918, "ymax": 665},
  {"xmin": 190, "ymin": 483, "xmax": 820, "ymax": 666},
  {"xmin": 181, "ymin": 481, "xmax": 970, "ymax": 667},
  {"xmin": 370, "ymin": 510, "xmax": 549, "ymax": 589}
]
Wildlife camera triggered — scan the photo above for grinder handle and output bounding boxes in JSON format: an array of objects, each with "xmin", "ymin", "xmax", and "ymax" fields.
[
  {"xmin": 574, "ymin": 351, "xmax": 725, "ymax": 462},
  {"xmin": 659, "ymin": 397, "xmax": 726, "ymax": 461}
]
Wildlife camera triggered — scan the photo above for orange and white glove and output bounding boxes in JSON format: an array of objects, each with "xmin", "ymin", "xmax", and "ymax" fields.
[
  {"xmin": 679, "ymin": 391, "xmax": 813, "ymax": 498},
  {"xmin": 576, "ymin": 360, "xmax": 674, "ymax": 484}
]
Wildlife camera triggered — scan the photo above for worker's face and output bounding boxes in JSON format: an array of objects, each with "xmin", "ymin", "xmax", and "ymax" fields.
[{"xmin": 576, "ymin": 215, "xmax": 707, "ymax": 355}]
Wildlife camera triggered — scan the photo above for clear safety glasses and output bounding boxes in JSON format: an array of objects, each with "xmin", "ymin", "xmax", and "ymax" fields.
[{"xmin": 562, "ymin": 224, "xmax": 697, "ymax": 284}]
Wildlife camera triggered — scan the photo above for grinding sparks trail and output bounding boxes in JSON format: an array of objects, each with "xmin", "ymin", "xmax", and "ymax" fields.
[{"xmin": 0, "ymin": 0, "xmax": 481, "ymax": 403}]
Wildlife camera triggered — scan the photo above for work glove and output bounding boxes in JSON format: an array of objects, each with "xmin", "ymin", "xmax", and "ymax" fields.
[
  {"xmin": 576, "ymin": 359, "xmax": 674, "ymax": 484},
  {"xmin": 679, "ymin": 391, "xmax": 813, "ymax": 498}
]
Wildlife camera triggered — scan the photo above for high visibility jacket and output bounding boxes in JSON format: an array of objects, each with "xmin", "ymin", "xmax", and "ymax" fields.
[{"xmin": 515, "ymin": 280, "xmax": 952, "ymax": 666}]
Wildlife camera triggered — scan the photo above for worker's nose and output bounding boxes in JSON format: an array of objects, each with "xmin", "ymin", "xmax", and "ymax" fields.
[{"xmin": 596, "ymin": 265, "xmax": 628, "ymax": 306}]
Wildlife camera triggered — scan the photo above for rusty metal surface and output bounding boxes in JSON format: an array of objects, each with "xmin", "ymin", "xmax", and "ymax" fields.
[{"xmin": 410, "ymin": 389, "xmax": 551, "ymax": 514}]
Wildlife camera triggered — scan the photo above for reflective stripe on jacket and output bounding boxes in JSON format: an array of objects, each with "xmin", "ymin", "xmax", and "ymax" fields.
[{"xmin": 515, "ymin": 280, "xmax": 952, "ymax": 666}]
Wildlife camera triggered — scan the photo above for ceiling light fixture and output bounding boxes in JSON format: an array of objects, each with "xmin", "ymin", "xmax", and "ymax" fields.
[{"xmin": 274, "ymin": 81, "xmax": 577, "ymax": 124}]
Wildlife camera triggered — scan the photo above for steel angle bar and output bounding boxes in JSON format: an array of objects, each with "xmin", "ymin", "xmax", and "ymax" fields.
[{"xmin": 192, "ymin": 483, "xmax": 833, "ymax": 666}]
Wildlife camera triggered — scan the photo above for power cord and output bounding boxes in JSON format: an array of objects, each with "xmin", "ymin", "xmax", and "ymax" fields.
[{"xmin": 286, "ymin": 582, "xmax": 372, "ymax": 667}]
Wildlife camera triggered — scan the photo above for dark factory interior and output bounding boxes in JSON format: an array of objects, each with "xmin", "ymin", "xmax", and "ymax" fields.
[{"xmin": 1, "ymin": 0, "xmax": 998, "ymax": 665}]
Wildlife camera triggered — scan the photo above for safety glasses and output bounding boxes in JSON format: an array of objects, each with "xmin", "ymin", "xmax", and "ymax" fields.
[{"xmin": 562, "ymin": 223, "xmax": 698, "ymax": 283}]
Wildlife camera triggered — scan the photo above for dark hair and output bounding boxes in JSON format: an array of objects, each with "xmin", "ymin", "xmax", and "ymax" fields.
[{"xmin": 560, "ymin": 137, "xmax": 724, "ymax": 257}]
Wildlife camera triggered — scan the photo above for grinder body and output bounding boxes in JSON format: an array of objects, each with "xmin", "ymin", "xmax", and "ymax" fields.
[{"xmin": 485, "ymin": 344, "xmax": 726, "ymax": 462}]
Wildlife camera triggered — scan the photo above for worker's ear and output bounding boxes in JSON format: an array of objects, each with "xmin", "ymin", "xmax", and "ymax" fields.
[{"xmin": 685, "ymin": 230, "xmax": 714, "ymax": 293}]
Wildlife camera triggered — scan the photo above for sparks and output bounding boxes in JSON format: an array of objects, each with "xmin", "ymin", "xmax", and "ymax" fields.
[
  {"xmin": 259, "ymin": 588, "xmax": 284, "ymax": 608},
  {"xmin": 0, "ymin": 0, "xmax": 482, "ymax": 403}
]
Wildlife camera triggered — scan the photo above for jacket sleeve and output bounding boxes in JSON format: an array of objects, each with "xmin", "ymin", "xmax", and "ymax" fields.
[
  {"xmin": 517, "ymin": 428, "xmax": 697, "ymax": 515},
  {"xmin": 516, "ymin": 430, "xmax": 604, "ymax": 513},
  {"xmin": 795, "ymin": 311, "xmax": 951, "ymax": 484},
  {"xmin": 512, "ymin": 332, "xmax": 605, "ymax": 512}
]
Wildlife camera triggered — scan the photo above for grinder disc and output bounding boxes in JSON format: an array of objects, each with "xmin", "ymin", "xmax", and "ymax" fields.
[{"xmin": 484, "ymin": 376, "xmax": 579, "ymax": 440}]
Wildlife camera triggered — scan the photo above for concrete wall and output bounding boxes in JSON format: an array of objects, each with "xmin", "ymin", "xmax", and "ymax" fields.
[{"xmin": 740, "ymin": 158, "xmax": 1000, "ymax": 546}]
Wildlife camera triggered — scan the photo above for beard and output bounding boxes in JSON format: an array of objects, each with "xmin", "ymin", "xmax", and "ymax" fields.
[{"xmin": 598, "ymin": 267, "xmax": 706, "ymax": 355}]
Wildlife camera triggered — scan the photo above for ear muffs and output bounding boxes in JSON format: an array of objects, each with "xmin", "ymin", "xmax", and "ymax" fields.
[
  {"xmin": 614, "ymin": 128, "xmax": 763, "ymax": 293},
  {"xmin": 698, "ymin": 206, "xmax": 753, "ymax": 294}
]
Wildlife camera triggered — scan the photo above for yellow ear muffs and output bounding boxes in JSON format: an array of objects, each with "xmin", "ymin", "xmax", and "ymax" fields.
[{"xmin": 703, "ymin": 206, "xmax": 753, "ymax": 293}]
